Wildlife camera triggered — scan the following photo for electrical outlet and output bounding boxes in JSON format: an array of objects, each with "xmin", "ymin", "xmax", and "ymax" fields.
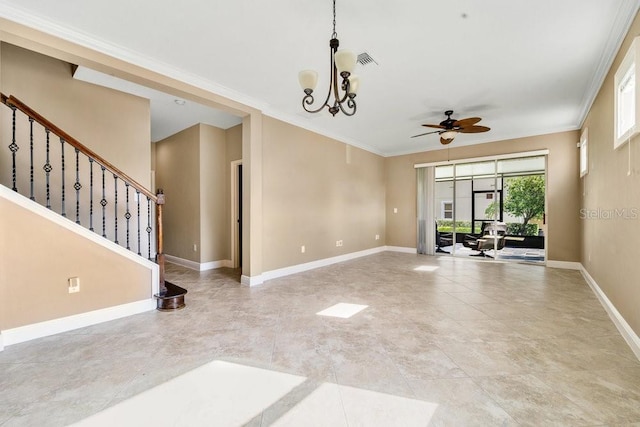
[
  {"xmin": 336, "ymin": 240, "xmax": 343, "ymax": 247},
  {"xmin": 393, "ymin": 208, "xmax": 398, "ymax": 213},
  {"xmin": 301, "ymin": 245, "xmax": 305, "ymax": 253},
  {"xmin": 193, "ymin": 243, "xmax": 197, "ymax": 252},
  {"xmin": 375, "ymin": 234, "xmax": 380, "ymax": 240},
  {"xmin": 68, "ymin": 277, "xmax": 80, "ymax": 293}
]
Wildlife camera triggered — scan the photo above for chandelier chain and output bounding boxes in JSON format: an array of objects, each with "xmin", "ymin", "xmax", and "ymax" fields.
[{"xmin": 332, "ymin": 0, "xmax": 337, "ymax": 38}]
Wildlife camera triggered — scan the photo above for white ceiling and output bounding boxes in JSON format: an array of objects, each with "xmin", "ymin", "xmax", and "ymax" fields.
[{"xmin": 1, "ymin": 0, "xmax": 639, "ymax": 156}]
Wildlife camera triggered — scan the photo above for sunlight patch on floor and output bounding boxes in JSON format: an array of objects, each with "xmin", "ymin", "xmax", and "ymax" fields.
[
  {"xmin": 72, "ymin": 360, "xmax": 438, "ymax": 427},
  {"xmin": 70, "ymin": 361, "xmax": 306, "ymax": 427},
  {"xmin": 414, "ymin": 265, "xmax": 439, "ymax": 272},
  {"xmin": 316, "ymin": 303, "xmax": 368, "ymax": 318},
  {"xmin": 272, "ymin": 383, "xmax": 438, "ymax": 426}
]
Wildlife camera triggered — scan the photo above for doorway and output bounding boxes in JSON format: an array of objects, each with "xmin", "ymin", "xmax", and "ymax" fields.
[{"xmin": 231, "ymin": 160, "xmax": 243, "ymax": 268}]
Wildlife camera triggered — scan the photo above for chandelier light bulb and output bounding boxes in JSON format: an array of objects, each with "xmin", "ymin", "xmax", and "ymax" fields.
[
  {"xmin": 298, "ymin": 70, "xmax": 318, "ymax": 92},
  {"xmin": 347, "ymin": 75, "xmax": 360, "ymax": 96},
  {"xmin": 335, "ymin": 49, "xmax": 356, "ymax": 76}
]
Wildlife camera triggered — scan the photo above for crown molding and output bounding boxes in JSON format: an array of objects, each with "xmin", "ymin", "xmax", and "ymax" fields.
[
  {"xmin": 0, "ymin": 3, "xmax": 269, "ymax": 112},
  {"xmin": 577, "ymin": 0, "xmax": 640, "ymax": 127}
]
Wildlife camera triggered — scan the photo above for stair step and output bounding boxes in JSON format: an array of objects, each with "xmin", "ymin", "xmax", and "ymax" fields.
[{"xmin": 154, "ymin": 281, "xmax": 187, "ymax": 311}]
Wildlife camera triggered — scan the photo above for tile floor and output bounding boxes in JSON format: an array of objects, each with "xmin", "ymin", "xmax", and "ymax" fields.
[{"xmin": 1, "ymin": 252, "xmax": 640, "ymax": 426}]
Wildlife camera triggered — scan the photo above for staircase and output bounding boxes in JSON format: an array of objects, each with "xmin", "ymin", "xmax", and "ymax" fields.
[{"xmin": 1, "ymin": 93, "xmax": 186, "ymax": 310}]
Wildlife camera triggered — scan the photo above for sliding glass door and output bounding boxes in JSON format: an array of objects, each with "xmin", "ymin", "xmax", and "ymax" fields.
[{"xmin": 428, "ymin": 154, "xmax": 546, "ymax": 263}]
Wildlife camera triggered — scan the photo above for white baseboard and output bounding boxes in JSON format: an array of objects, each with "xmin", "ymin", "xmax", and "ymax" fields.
[
  {"xmin": 241, "ymin": 274, "xmax": 263, "ymax": 287},
  {"xmin": 165, "ymin": 254, "xmax": 232, "ymax": 271},
  {"xmin": 546, "ymin": 260, "xmax": 582, "ymax": 270},
  {"xmin": 0, "ymin": 298, "xmax": 156, "ymax": 348},
  {"xmin": 261, "ymin": 246, "xmax": 387, "ymax": 282},
  {"xmin": 201, "ymin": 259, "xmax": 233, "ymax": 270},
  {"xmin": 580, "ymin": 265, "xmax": 640, "ymax": 360},
  {"xmin": 385, "ymin": 246, "xmax": 417, "ymax": 254}
]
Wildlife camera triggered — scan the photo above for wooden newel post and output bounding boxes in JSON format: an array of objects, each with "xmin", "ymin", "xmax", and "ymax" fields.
[
  {"xmin": 153, "ymin": 188, "xmax": 187, "ymax": 311},
  {"xmin": 156, "ymin": 188, "xmax": 167, "ymax": 295}
]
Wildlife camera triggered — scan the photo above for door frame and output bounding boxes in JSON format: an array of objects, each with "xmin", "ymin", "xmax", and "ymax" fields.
[{"xmin": 230, "ymin": 159, "xmax": 242, "ymax": 268}]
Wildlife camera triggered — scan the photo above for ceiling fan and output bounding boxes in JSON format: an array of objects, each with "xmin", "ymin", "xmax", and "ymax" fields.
[{"xmin": 411, "ymin": 110, "xmax": 490, "ymax": 145}]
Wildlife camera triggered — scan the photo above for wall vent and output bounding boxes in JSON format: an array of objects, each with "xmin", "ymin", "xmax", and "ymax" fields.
[{"xmin": 357, "ymin": 52, "xmax": 378, "ymax": 66}]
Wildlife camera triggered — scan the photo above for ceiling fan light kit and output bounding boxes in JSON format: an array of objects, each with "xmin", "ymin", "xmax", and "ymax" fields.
[
  {"xmin": 412, "ymin": 110, "xmax": 491, "ymax": 145},
  {"xmin": 298, "ymin": 0, "xmax": 358, "ymax": 117}
]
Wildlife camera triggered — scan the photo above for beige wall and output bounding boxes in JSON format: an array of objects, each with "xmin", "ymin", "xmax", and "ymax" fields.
[
  {"xmin": 155, "ymin": 124, "xmax": 201, "ymax": 262},
  {"xmin": 385, "ymin": 131, "xmax": 581, "ymax": 262},
  {"xmin": 200, "ymin": 124, "xmax": 229, "ymax": 263},
  {"xmin": 581, "ymin": 12, "xmax": 640, "ymax": 336},
  {"xmin": 0, "ymin": 194, "xmax": 152, "ymax": 330},
  {"xmin": 262, "ymin": 117, "xmax": 386, "ymax": 271},
  {"xmin": 0, "ymin": 43, "xmax": 151, "ymax": 188},
  {"xmin": 226, "ymin": 124, "xmax": 243, "ymax": 162}
]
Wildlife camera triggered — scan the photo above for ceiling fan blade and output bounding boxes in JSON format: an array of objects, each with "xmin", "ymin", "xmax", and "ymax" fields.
[
  {"xmin": 411, "ymin": 130, "xmax": 442, "ymax": 138},
  {"xmin": 421, "ymin": 123, "xmax": 447, "ymax": 129},
  {"xmin": 453, "ymin": 117, "xmax": 482, "ymax": 128},
  {"xmin": 440, "ymin": 137, "xmax": 454, "ymax": 145},
  {"xmin": 458, "ymin": 125, "xmax": 491, "ymax": 134}
]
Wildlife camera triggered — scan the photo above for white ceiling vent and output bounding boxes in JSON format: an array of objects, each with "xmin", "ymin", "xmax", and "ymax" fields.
[{"xmin": 357, "ymin": 52, "xmax": 378, "ymax": 66}]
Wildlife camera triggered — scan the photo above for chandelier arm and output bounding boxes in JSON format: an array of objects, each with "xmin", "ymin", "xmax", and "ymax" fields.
[
  {"xmin": 331, "ymin": 51, "xmax": 355, "ymax": 115},
  {"xmin": 336, "ymin": 75, "xmax": 351, "ymax": 104},
  {"xmin": 302, "ymin": 44, "xmax": 338, "ymax": 114},
  {"xmin": 337, "ymin": 95, "xmax": 357, "ymax": 116}
]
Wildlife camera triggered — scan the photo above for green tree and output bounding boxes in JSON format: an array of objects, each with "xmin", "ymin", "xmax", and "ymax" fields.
[
  {"xmin": 483, "ymin": 175, "xmax": 545, "ymax": 235},
  {"xmin": 503, "ymin": 175, "xmax": 545, "ymax": 235},
  {"xmin": 484, "ymin": 200, "xmax": 499, "ymax": 221}
]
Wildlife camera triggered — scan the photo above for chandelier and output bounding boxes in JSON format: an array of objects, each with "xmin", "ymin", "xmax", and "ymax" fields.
[{"xmin": 298, "ymin": 0, "xmax": 359, "ymax": 117}]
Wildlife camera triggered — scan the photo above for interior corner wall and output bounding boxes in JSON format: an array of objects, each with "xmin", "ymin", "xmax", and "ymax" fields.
[
  {"xmin": 155, "ymin": 124, "xmax": 201, "ymax": 262},
  {"xmin": 384, "ymin": 131, "xmax": 581, "ymax": 262},
  {"xmin": 199, "ymin": 124, "xmax": 228, "ymax": 263},
  {"xmin": 581, "ymin": 11, "xmax": 640, "ymax": 337},
  {"xmin": 261, "ymin": 117, "xmax": 386, "ymax": 272}
]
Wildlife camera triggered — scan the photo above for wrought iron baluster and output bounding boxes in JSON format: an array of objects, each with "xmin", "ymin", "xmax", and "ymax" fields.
[
  {"xmin": 147, "ymin": 197, "xmax": 152, "ymax": 260},
  {"xmin": 44, "ymin": 129, "xmax": 52, "ymax": 209},
  {"xmin": 113, "ymin": 175, "xmax": 119, "ymax": 244},
  {"xmin": 60, "ymin": 138, "xmax": 66, "ymax": 217},
  {"xmin": 100, "ymin": 166, "xmax": 107, "ymax": 238},
  {"xmin": 137, "ymin": 190, "xmax": 141, "ymax": 256},
  {"xmin": 74, "ymin": 148, "xmax": 81, "ymax": 224},
  {"xmin": 29, "ymin": 118, "xmax": 35, "ymax": 200},
  {"xmin": 89, "ymin": 158, "xmax": 94, "ymax": 232},
  {"xmin": 125, "ymin": 183, "xmax": 131, "ymax": 250},
  {"xmin": 9, "ymin": 105, "xmax": 19, "ymax": 192}
]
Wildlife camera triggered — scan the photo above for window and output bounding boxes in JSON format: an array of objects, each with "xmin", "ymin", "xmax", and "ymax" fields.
[
  {"xmin": 614, "ymin": 36, "xmax": 640, "ymax": 149},
  {"xmin": 442, "ymin": 201, "xmax": 453, "ymax": 219},
  {"xmin": 580, "ymin": 128, "xmax": 588, "ymax": 177}
]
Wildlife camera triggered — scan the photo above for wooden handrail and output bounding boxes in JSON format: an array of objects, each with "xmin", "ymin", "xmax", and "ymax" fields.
[{"xmin": 1, "ymin": 93, "xmax": 157, "ymax": 201}]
